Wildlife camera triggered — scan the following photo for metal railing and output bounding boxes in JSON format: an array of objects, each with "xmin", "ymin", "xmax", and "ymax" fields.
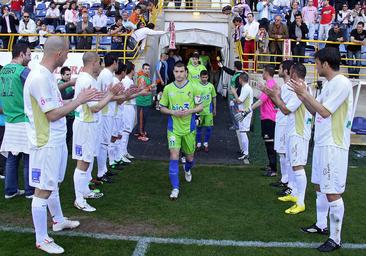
[
  {"xmin": 238, "ymin": 38, "xmax": 366, "ymax": 82},
  {"xmin": 0, "ymin": 33, "xmax": 143, "ymax": 62},
  {"xmin": 163, "ymin": 0, "xmax": 233, "ymax": 10}
]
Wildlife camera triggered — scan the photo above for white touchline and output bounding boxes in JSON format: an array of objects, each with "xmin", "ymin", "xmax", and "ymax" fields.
[
  {"xmin": 1, "ymin": 225, "xmax": 366, "ymax": 251},
  {"xmin": 132, "ymin": 239, "xmax": 150, "ymax": 256}
]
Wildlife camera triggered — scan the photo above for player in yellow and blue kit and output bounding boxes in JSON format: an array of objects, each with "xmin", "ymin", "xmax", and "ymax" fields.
[
  {"xmin": 196, "ymin": 70, "xmax": 216, "ymax": 152},
  {"xmin": 160, "ymin": 61, "xmax": 203, "ymax": 200}
]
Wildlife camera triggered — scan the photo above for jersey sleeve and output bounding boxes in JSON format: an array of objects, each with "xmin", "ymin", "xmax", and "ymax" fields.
[
  {"xmin": 159, "ymin": 86, "xmax": 169, "ymax": 108},
  {"xmin": 285, "ymin": 90, "xmax": 302, "ymax": 113},
  {"xmin": 210, "ymin": 84, "xmax": 217, "ymax": 98},
  {"xmin": 322, "ymin": 82, "xmax": 351, "ymax": 114},
  {"xmin": 20, "ymin": 68, "xmax": 30, "ymax": 85},
  {"xmin": 29, "ymin": 76, "xmax": 59, "ymax": 113}
]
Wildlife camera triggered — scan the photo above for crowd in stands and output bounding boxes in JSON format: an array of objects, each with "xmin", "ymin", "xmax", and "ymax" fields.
[
  {"xmin": 225, "ymin": 0, "xmax": 366, "ymax": 77},
  {"xmin": 0, "ymin": 0, "xmax": 164, "ymax": 53}
]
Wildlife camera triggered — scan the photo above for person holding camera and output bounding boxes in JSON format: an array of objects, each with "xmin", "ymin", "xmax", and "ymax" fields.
[{"xmin": 0, "ymin": 6, "xmax": 19, "ymax": 49}]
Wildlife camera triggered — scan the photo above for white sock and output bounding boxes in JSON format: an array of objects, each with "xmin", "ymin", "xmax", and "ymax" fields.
[
  {"xmin": 316, "ymin": 191, "xmax": 329, "ymax": 230},
  {"xmin": 32, "ymin": 196, "xmax": 48, "ymax": 244},
  {"xmin": 240, "ymin": 132, "xmax": 249, "ymax": 155},
  {"xmin": 236, "ymin": 130, "xmax": 243, "ymax": 152},
  {"xmin": 288, "ymin": 168, "xmax": 297, "ymax": 195},
  {"xmin": 97, "ymin": 144, "xmax": 108, "ymax": 178},
  {"xmin": 294, "ymin": 169, "xmax": 307, "ymax": 206},
  {"xmin": 47, "ymin": 190, "xmax": 64, "ymax": 223},
  {"xmin": 116, "ymin": 139, "xmax": 122, "ymax": 160},
  {"xmin": 86, "ymin": 160, "xmax": 94, "ymax": 181},
  {"xmin": 121, "ymin": 131, "xmax": 130, "ymax": 156},
  {"xmin": 329, "ymin": 198, "xmax": 344, "ymax": 245},
  {"xmin": 279, "ymin": 154, "xmax": 288, "ymax": 184},
  {"xmin": 108, "ymin": 142, "xmax": 117, "ymax": 165},
  {"xmin": 73, "ymin": 168, "xmax": 89, "ymax": 204}
]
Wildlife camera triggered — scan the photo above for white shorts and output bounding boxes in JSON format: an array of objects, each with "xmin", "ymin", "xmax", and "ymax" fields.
[
  {"xmin": 238, "ymin": 113, "xmax": 252, "ymax": 132},
  {"xmin": 274, "ymin": 124, "xmax": 286, "ymax": 154},
  {"xmin": 72, "ymin": 120, "xmax": 98, "ymax": 163},
  {"xmin": 287, "ymin": 135, "xmax": 309, "ymax": 167},
  {"xmin": 122, "ymin": 104, "xmax": 136, "ymax": 133},
  {"xmin": 99, "ymin": 115, "xmax": 113, "ymax": 145},
  {"xmin": 29, "ymin": 143, "xmax": 68, "ymax": 191},
  {"xmin": 311, "ymin": 145, "xmax": 348, "ymax": 194},
  {"xmin": 112, "ymin": 117, "xmax": 123, "ymax": 137}
]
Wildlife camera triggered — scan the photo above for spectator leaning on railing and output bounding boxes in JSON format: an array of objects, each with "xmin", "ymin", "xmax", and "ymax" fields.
[
  {"xmin": 347, "ymin": 21, "xmax": 366, "ymax": 79},
  {"xmin": 109, "ymin": 15, "xmax": 127, "ymax": 56},
  {"xmin": 268, "ymin": 15, "xmax": 288, "ymax": 65},
  {"xmin": 302, "ymin": 0, "xmax": 318, "ymax": 41},
  {"xmin": 18, "ymin": 12, "xmax": 38, "ymax": 49},
  {"xmin": 243, "ymin": 13, "xmax": 259, "ymax": 70},
  {"xmin": 288, "ymin": 12, "xmax": 308, "ymax": 63},
  {"xmin": 76, "ymin": 13, "xmax": 93, "ymax": 50},
  {"xmin": 325, "ymin": 22, "xmax": 344, "ymax": 50}
]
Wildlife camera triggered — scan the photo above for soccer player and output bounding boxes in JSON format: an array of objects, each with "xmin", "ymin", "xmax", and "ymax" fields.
[
  {"xmin": 96, "ymin": 53, "xmax": 119, "ymax": 183},
  {"xmin": 196, "ymin": 70, "xmax": 216, "ymax": 152},
  {"xmin": 289, "ymin": 47, "xmax": 353, "ymax": 252},
  {"xmin": 271, "ymin": 61, "xmax": 293, "ymax": 195},
  {"xmin": 187, "ymin": 53, "xmax": 207, "ymax": 84},
  {"xmin": 0, "ymin": 43, "xmax": 34, "ymax": 199},
  {"xmin": 251, "ymin": 65, "xmax": 278, "ymax": 177},
  {"xmin": 73, "ymin": 52, "xmax": 122, "ymax": 212},
  {"xmin": 160, "ymin": 61, "xmax": 203, "ymax": 200},
  {"xmin": 232, "ymin": 72, "xmax": 253, "ymax": 164},
  {"xmin": 264, "ymin": 63, "xmax": 312, "ymax": 215},
  {"xmin": 24, "ymin": 36, "xmax": 98, "ymax": 254}
]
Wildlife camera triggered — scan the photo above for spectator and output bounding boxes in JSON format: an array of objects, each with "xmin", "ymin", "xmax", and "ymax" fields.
[
  {"xmin": 335, "ymin": 0, "xmax": 348, "ymax": 12},
  {"xmin": 23, "ymin": 0, "xmax": 36, "ymax": 20},
  {"xmin": 257, "ymin": 0, "xmax": 272, "ymax": 21},
  {"xmin": 233, "ymin": 0, "xmax": 252, "ymax": 23},
  {"xmin": 248, "ymin": 0, "xmax": 258, "ymax": 12},
  {"xmin": 130, "ymin": 22, "xmax": 165, "ymax": 51},
  {"xmin": 289, "ymin": 12, "xmax": 308, "ymax": 63},
  {"xmin": 318, "ymin": 0, "xmax": 335, "ymax": 41},
  {"xmin": 93, "ymin": 7, "xmax": 108, "ymax": 34},
  {"xmin": 273, "ymin": 0, "xmax": 291, "ymax": 10},
  {"xmin": 154, "ymin": 52, "xmax": 168, "ymax": 110},
  {"xmin": 256, "ymin": 24, "xmax": 270, "ymax": 69},
  {"xmin": 109, "ymin": 16, "xmax": 127, "ymax": 56},
  {"xmin": 166, "ymin": 50, "xmax": 176, "ymax": 83},
  {"xmin": 285, "ymin": 1, "xmax": 301, "ymax": 27},
  {"xmin": 105, "ymin": 0, "xmax": 122, "ymax": 17},
  {"xmin": 243, "ymin": 13, "xmax": 259, "ymax": 70},
  {"xmin": 38, "ymin": 22, "xmax": 48, "ymax": 47},
  {"xmin": 129, "ymin": 5, "xmax": 142, "ymax": 25},
  {"xmin": 351, "ymin": 3, "xmax": 366, "ymax": 29},
  {"xmin": 0, "ymin": 6, "xmax": 19, "ymax": 49},
  {"xmin": 18, "ymin": 12, "xmax": 38, "ymax": 49},
  {"xmin": 35, "ymin": 19, "xmax": 42, "ymax": 32},
  {"xmin": 337, "ymin": 4, "xmax": 353, "ymax": 40},
  {"xmin": 268, "ymin": 15, "xmax": 289, "ymax": 65},
  {"xmin": 10, "ymin": 0, "xmax": 23, "ymax": 20},
  {"xmin": 302, "ymin": 0, "xmax": 318, "ymax": 41},
  {"xmin": 347, "ymin": 21, "xmax": 366, "ymax": 78},
  {"xmin": 200, "ymin": 50, "xmax": 211, "ymax": 70},
  {"xmin": 122, "ymin": 10, "xmax": 137, "ymax": 31},
  {"xmin": 232, "ymin": 16, "xmax": 245, "ymax": 56},
  {"xmin": 143, "ymin": 1, "xmax": 155, "ymax": 24},
  {"xmin": 57, "ymin": 66, "xmax": 76, "ymax": 148},
  {"xmin": 76, "ymin": 13, "xmax": 93, "ymax": 49},
  {"xmin": 65, "ymin": 1, "xmax": 78, "ymax": 44},
  {"xmin": 326, "ymin": 22, "xmax": 344, "ymax": 50},
  {"xmin": 45, "ymin": 2, "xmax": 60, "ymax": 29}
]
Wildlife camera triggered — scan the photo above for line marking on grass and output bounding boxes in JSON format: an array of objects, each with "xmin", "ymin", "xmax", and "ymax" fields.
[
  {"xmin": 1, "ymin": 225, "xmax": 366, "ymax": 251},
  {"xmin": 132, "ymin": 239, "xmax": 150, "ymax": 256}
]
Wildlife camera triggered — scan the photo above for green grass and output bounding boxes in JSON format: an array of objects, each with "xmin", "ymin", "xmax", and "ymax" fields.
[{"xmin": 0, "ymin": 160, "xmax": 365, "ymax": 255}]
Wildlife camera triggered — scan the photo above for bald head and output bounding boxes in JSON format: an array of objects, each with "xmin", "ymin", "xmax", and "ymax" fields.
[
  {"xmin": 43, "ymin": 36, "xmax": 68, "ymax": 55},
  {"xmin": 82, "ymin": 52, "xmax": 99, "ymax": 66}
]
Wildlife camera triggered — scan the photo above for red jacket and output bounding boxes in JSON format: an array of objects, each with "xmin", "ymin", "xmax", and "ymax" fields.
[{"xmin": 11, "ymin": 0, "xmax": 24, "ymax": 12}]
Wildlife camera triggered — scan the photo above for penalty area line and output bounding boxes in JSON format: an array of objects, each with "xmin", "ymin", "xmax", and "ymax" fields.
[{"xmin": 1, "ymin": 225, "xmax": 366, "ymax": 251}]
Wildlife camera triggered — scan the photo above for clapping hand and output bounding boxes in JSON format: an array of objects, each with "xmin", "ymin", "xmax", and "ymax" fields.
[
  {"xmin": 288, "ymin": 78, "xmax": 307, "ymax": 95},
  {"xmin": 77, "ymin": 87, "xmax": 99, "ymax": 104}
]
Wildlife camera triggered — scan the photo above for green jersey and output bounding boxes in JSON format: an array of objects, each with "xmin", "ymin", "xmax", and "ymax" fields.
[
  {"xmin": 160, "ymin": 81, "xmax": 202, "ymax": 136},
  {"xmin": 136, "ymin": 75, "xmax": 153, "ymax": 107},
  {"xmin": 187, "ymin": 64, "xmax": 206, "ymax": 84},
  {"xmin": 0, "ymin": 63, "xmax": 30, "ymax": 123},
  {"xmin": 228, "ymin": 71, "xmax": 242, "ymax": 100},
  {"xmin": 198, "ymin": 82, "xmax": 216, "ymax": 115},
  {"xmin": 58, "ymin": 79, "xmax": 75, "ymax": 117},
  {"xmin": 199, "ymin": 55, "xmax": 210, "ymax": 67}
]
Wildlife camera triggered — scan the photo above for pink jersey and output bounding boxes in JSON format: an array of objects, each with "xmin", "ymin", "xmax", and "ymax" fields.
[{"xmin": 259, "ymin": 79, "xmax": 277, "ymax": 121}]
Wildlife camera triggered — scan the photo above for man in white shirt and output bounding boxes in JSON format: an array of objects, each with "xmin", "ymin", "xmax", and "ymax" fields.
[
  {"xmin": 131, "ymin": 23, "xmax": 165, "ymax": 51},
  {"xmin": 92, "ymin": 7, "xmax": 108, "ymax": 34},
  {"xmin": 243, "ymin": 13, "xmax": 259, "ymax": 70},
  {"xmin": 24, "ymin": 36, "xmax": 98, "ymax": 254},
  {"xmin": 19, "ymin": 12, "xmax": 38, "ymax": 48},
  {"xmin": 289, "ymin": 47, "xmax": 353, "ymax": 252},
  {"xmin": 45, "ymin": 2, "xmax": 60, "ymax": 29},
  {"xmin": 302, "ymin": 0, "xmax": 318, "ymax": 41}
]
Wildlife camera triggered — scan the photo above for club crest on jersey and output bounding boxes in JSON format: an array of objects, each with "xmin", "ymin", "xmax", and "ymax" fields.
[{"xmin": 172, "ymin": 103, "xmax": 190, "ymax": 111}]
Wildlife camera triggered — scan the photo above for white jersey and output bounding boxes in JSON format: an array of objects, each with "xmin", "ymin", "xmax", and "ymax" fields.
[
  {"xmin": 238, "ymin": 83, "xmax": 253, "ymax": 112},
  {"xmin": 275, "ymin": 82, "xmax": 291, "ymax": 125},
  {"xmin": 285, "ymin": 83, "xmax": 313, "ymax": 140},
  {"xmin": 74, "ymin": 72, "xmax": 99, "ymax": 123},
  {"xmin": 24, "ymin": 64, "xmax": 66, "ymax": 148},
  {"xmin": 314, "ymin": 74, "xmax": 353, "ymax": 150},
  {"xmin": 122, "ymin": 75, "xmax": 136, "ymax": 105},
  {"xmin": 97, "ymin": 68, "xmax": 116, "ymax": 116}
]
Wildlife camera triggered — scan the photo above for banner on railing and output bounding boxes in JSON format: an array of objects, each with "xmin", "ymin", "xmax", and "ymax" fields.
[
  {"xmin": 168, "ymin": 21, "xmax": 176, "ymax": 50},
  {"xmin": 283, "ymin": 39, "xmax": 291, "ymax": 60},
  {"xmin": 0, "ymin": 52, "xmax": 84, "ymax": 78}
]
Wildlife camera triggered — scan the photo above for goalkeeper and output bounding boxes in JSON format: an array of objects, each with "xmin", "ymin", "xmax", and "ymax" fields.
[{"xmin": 231, "ymin": 72, "xmax": 253, "ymax": 164}]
